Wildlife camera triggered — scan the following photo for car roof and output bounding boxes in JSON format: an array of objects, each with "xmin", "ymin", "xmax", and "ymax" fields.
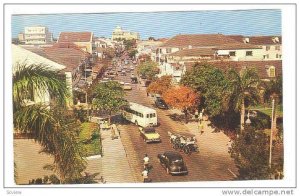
[
  {"xmin": 164, "ymin": 151, "xmax": 183, "ymax": 160},
  {"xmin": 144, "ymin": 127, "xmax": 155, "ymax": 132}
]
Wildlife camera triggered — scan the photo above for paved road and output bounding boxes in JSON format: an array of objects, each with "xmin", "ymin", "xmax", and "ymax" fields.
[{"xmin": 115, "ymin": 65, "xmax": 237, "ymax": 183}]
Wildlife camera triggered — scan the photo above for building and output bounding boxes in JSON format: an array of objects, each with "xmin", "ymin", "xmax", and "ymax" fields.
[
  {"xmin": 58, "ymin": 32, "xmax": 94, "ymax": 54},
  {"xmin": 156, "ymin": 34, "xmax": 263, "ymax": 82},
  {"xmin": 18, "ymin": 32, "xmax": 25, "ymax": 44},
  {"xmin": 136, "ymin": 39, "xmax": 166, "ymax": 61},
  {"xmin": 17, "ymin": 43, "xmax": 92, "ymax": 106},
  {"xmin": 229, "ymin": 35, "xmax": 282, "ymax": 60},
  {"xmin": 24, "ymin": 26, "xmax": 53, "ymax": 45},
  {"xmin": 112, "ymin": 26, "xmax": 140, "ymax": 41},
  {"xmin": 12, "ymin": 44, "xmax": 65, "ymax": 105},
  {"xmin": 185, "ymin": 60, "xmax": 282, "ymax": 81}
]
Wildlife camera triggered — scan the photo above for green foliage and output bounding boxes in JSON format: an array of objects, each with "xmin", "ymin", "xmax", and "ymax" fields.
[
  {"xmin": 14, "ymin": 105, "xmax": 87, "ymax": 183},
  {"xmin": 226, "ymin": 68, "xmax": 260, "ymax": 112},
  {"xmin": 137, "ymin": 61, "xmax": 159, "ymax": 81},
  {"xmin": 13, "ymin": 63, "xmax": 68, "ymax": 109},
  {"xmin": 230, "ymin": 126, "xmax": 272, "ymax": 180},
  {"xmin": 181, "ymin": 63, "xmax": 229, "ymax": 116},
  {"xmin": 263, "ymin": 76, "xmax": 282, "ymax": 104},
  {"xmin": 128, "ymin": 49, "xmax": 138, "ymax": 59},
  {"xmin": 92, "ymin": 81, "xmax": 128, "ymax": 118},
  {"xmin": 79, "ymin": 122, "xmax": 102, "ymax": 157},
  {"xmin": 74, "ymin": 106, "xmax": 88, "ymax": 122},
  {"xmin": 123, "ymin": 39, "xmax": 136, "ymax": 50}
]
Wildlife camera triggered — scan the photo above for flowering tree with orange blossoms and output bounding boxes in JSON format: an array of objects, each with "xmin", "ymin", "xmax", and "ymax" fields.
[
  {"xmin": 162, "ymin": 86, "xmax": 199, "ymax": 123},
  {"xmin": 146, "ymin": 75, "xmax": 172, "ymax": 95}
]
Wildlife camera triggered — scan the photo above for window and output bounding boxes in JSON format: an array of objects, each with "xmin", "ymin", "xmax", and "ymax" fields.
[
  {"xmin": 266, "ymin": 46, "xmax": 270, "ymax": 51},
  {"xmin": 166, "ymin": 48, "xmax": 172, "ymax": 53},
  {"xmin": 276, "ymin": 54, "xmax": 279, "ymax": 58},
  {"xmin": 269, "ymin": 66, "xmax": 276, "ymax": 77},
  {"xmin": 264, "ymin": 54, "xmax": 269, "ymax": 59},
  {"xmin": 275, "ymin": 45, "xmax": 280, "ymax": 50},
  {"xmin": 246, "ymin": 51, "xmax": 253, "ymax": 56},
  {"xmin": 229, "ymin": 51, "xmax": 236, "ymax": 56}
]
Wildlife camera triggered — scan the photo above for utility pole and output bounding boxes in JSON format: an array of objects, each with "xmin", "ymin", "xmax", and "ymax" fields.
[{"xmin": 269, "ymin": 98, "xmax": 275, "ymax": 169}]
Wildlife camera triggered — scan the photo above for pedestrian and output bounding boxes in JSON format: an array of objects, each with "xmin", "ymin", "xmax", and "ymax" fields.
[
  {"xmin": 143, "ymin": 154, "xmax": 150, "ymax": 170},
  {"xmin": 141, "ymin": 169, "xmax": 149, "ymax": 183},
  {"xmin": 111, "ymin": 126, "xmax": 116, "ymax": 140},
  {"xmin": 199, "ymin": 121, "xmax": 204, "ymax": 135}
]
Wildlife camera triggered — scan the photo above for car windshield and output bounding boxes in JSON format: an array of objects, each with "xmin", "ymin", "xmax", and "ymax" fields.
[
  {"xmin": 144, "ymin": 128, "xmax": 155, "ymax": 133},
  {"xmin": 171, "ymin": 159, "xmax": 184, "ymax": 165}
]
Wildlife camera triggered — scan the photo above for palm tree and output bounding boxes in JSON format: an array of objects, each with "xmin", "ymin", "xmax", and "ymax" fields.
[
  {"xmin": 227, "ymin": 68, "xmax": 260, "ymax": 132},
  {"xmin": 13, "ymin": 63, "xmax": 86, "ymax": 183},
  {"xmin": 263, "ymin": 76, "xmax": 282, "ymax": 137}
]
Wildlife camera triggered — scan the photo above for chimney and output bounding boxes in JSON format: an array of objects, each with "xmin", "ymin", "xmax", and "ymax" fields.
[
  {"xmin": 272, "ymin": 37, "xmax": 280, "ymax": 43},
  {"xmin": 243, "ymin": 37, "xmax": 249, "ymax": 43}
]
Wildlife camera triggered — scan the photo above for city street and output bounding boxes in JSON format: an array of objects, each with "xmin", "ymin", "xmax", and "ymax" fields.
[{"xmin": 114, "ymin": 63, "xmax": 238, "ymax": 183}]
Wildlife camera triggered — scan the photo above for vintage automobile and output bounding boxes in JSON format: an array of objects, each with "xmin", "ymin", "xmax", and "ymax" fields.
[
  {"xmin": 123, "ymin": 83, "xmax": 132, "ymax": 90},
  {"xmin": 157, "ymin": 151, "xmax": 188, "ymax": 175},
  {"xmin": 155, "ymin": 97, "xmax": 168, "ymax": 109},
  {"xmin": 167, "ymin": 131, "xmax": 199, "ymax": 155},
  {"xmin": 139, "ymin": 127, "xmax": 161, "ymax": 143}
]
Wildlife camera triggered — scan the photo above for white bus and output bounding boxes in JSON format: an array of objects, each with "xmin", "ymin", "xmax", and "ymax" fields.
[{"xmin": 123, "ymin": 102, "xmax": 157, "ymax": 127}]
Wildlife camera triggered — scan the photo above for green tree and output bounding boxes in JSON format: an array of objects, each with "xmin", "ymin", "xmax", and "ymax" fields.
[
  {"xmin": 13, "ymin": 63, "xmax": 87, "ymax": 184},
  {"xmin": 229, "ymin": 126, "xmax": 272, "ymax": 180},
  {"xmin": 263, "ymin": 76, "xmax": 282, "ymax": 137},
  {"xmin": 92, "ymin": 81, "xmax": 128, "ymax": 124},
  {"xmin": 137, "ymin": 61, "xmax": 159, "ymax": 81},
  {"xmin": 226, "ymin": 68, "xmax": 260, "ymax": 132},
  {"xmin": 123, "ymin": 39, "xmax": 136, "ymax": 50},
  {"xmin": 181, "ymin": 63, "xmax": 230, "ymax": 116},
  {"xmin": 128, "ymin": 49, "xmax": 138, "ymax": 59}
]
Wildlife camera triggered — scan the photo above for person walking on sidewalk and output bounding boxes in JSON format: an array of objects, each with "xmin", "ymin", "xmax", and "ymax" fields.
[
  {"xmin": 143, "ymin": 154, "xmax": 150, "ymax": 170},
  {"xmin": 141, "ymin": 169, "xmax": 149, "ymax": 183}
]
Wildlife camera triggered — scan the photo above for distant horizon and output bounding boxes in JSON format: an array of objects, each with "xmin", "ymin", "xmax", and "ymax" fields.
[{"xmin": 12, "ymin": 10, "xmax": 281, "ymax": 39}]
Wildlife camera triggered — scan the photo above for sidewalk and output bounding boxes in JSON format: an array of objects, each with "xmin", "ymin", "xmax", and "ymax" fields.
[
  {"xmin": 168, "ymin": 109, "xmax": 238, "ymax": 178},
  {"xmin": 85, "ymin": 124, "xmax": 135, "ymax": 184}
]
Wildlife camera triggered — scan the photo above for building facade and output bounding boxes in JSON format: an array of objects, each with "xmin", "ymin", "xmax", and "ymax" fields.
[
  {"xmin": 24, "ymin": 26, "xmax": 53, "ymax": 45},
  {"xmin": 112, "ymin": 26, "xmax": 140, "ymax": 41},
  {"xmin": 58, "ymin": 32, "xmax": 94, "ymax": 54}
]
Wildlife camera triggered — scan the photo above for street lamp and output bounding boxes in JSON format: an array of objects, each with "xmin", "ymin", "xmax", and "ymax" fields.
[{"xmin": 269, "ymin": 98, "xmax": 275, "ymax": 169}]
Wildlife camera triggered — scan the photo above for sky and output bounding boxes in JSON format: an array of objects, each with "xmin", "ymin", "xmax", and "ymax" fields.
[{"xmin": 11, "ymin": 9, "xmax": 281, "ymax": 39}]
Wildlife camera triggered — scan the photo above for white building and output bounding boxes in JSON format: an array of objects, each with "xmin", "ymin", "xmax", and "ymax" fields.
[
  {"xmin": 111, "ymin": 26, "xmax": 140, "ymax": 41},
  {"xmin": 24, "ymin": 26, "xmax": 53, "ymax": 45}
]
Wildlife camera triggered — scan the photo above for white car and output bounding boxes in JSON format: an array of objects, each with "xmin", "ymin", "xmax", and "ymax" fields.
[{"xmin": 123, "ymin": 83, "xmax": 132, "ymax": 90}]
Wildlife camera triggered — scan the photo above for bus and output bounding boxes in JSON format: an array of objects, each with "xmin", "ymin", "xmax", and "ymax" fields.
[{"xmin": 123, "ymin": 102, "xmax": 157, "ymax": 127}]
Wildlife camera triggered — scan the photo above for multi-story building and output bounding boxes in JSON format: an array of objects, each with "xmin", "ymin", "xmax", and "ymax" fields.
[
  {"xmin": 24, "ymin": 26, "xmax": 53, "ymax": 45},
  {"xmin": 156, "ymin": 34, "xmax": 281, "ymax": 82},
  {"xmin": 58, "ymin": 32, "xmax": 94, "ymax": 54},
  {"xmin": 112, "ymin": 26, "xmax": 140, "ymax": 41},
  {"xmin": 229, "ymin": 35, "xmax": 282, "ymax": 60}
]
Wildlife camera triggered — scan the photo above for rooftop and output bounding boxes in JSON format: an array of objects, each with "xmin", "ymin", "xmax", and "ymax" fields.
[
  {"xmin": 161, "ymin": 34, "xmax": 241, "ymax": 48},
  {"xmin": 170, "ymin": 48, "xmax": 216, "ymax": 57},
  {"xmin": 185, "ymin": 60, "xmax": 282, "ymax": 79},
  {"xmin": 58, "ymin": 32, "xmax": 93, "ymax": 43}
]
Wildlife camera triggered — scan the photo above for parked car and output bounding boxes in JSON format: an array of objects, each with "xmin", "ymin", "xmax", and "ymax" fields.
[
  {"xmin": 157, "ymin": 151, "xmax": 188, "ymax": 175},
  {"xmin": 139, "ymin": 127, "xmax": 161, "ymax": 143},
  {"xmin": 123, "ymin": 83, "xmax": 132, "ymax": 90},
  {"xmin": 155, "ymin": 97, "xmax": 168, "ymax": 109}
]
